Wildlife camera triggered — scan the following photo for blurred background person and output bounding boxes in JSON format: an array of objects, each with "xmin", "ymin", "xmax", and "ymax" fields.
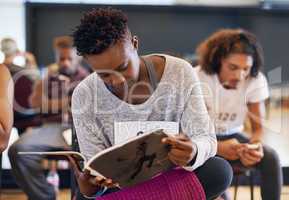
[
  {"xmin": 1, "ymin": 37, "xmax": 38, "ymax": 71},
  {"xmin": 195, "ymin": 29, "xmax": 283, "ymax": 200},
  {"xmin": 1, "ymin": 37, "xmax": 41, "ymax": 135},
  {"xmin": 8, "ymin": 36, "xmax": 89, "ymax": 200}
]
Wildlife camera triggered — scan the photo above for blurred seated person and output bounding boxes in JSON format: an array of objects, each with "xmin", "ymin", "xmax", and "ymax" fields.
[
  {"xmin": 0, "ymin": 64, "xmax": 13, "ymax": 152},
  {"xmin": 1, "ymin": 37, "xmax": 38, "ymax": 72},
  {"xmin": 1, "ymin": 38, "xmax": 40, "ymax": 134},
  {"xmin": 195, "ymin": 29, "xmax": 282, "ymax": 200},
  {"xmin": 8, "ymin": 36, "xmax": 89, "ymax": 200}
]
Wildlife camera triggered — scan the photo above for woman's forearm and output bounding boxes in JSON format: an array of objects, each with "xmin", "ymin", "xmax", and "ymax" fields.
[{"xmin": 0, "ymin": 123, "xmax": 10, "ymax": 152}]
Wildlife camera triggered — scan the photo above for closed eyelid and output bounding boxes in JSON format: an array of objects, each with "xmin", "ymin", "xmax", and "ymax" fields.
[{"xmin": 98, "ymin": 73, "xmax": 110, "ymax": 78}]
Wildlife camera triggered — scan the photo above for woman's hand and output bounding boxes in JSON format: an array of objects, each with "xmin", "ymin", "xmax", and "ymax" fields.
[
  {"xmin": 237, "ymin": 143, "xmax": 264, "ymax": 167},
  {"xmin": 217, "ymin": 138, "xmax": 245, "ymax": 161},
  {"xmin": 161, "ymin": 134, "xmax": 197, "ymax": 167},
  {"xmin": 67, "ymin": 156, "xmax": 118, "ymax": 197}
]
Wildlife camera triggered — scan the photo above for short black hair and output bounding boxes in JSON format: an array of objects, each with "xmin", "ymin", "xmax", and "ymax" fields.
[
  {"xmin": 196, "ymin": 29, "xmax": 264, "ymax": 77},
  {"xmin": 72, "ymin": 7, "xmax": 129, "ymax": 56}
]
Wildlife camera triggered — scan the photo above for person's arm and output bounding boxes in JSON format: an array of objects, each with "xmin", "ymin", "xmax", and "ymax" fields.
[
  {"xmin": 217, "ymin": 138, "xmax": 244, "ymax": 160},
  {"xmin": 235, "ymin": 101, "xmax": 265, "ymax": 167},
  {"xmin": 163, "ymin": 66, "xmax": 217, "ymax": 170},
  {"xmin": 236, "ymin": 73, "xmax": 269, "ymax": 166},
  {"xmin": 247, "ymin": 101, "xmax": 266, "ymax": 143},
  {"xmin": 182, "ymin": 75, "xmax": 217, "ymax": 170},
  {"xmin": 71, "ymin": 78, "xmax": 115, "ymax": 197},
  {"xmin": 245, "ymin": 72, "xmax": 269, "ymax": 142},
  {"xmin": 234, "ymin": 101, "xmax": 266, "ymax": 167},
  {"xmin": 0, "ymin": 64, "xmax": 14, "ymax": 152}
]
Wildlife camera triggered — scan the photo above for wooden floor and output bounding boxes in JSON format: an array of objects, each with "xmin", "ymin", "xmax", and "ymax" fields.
[
  {"xmin": 1, "ymin": 186, "xmax": 289, "ymax": 200},
  {"xmin": 0, "ymin": 189, "xmax": 70, "ymax": 200}
]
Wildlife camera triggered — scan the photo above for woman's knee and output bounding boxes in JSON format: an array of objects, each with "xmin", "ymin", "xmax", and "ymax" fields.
[
  {"xmin": 196, "ymin": 157, "xmax": 233, "ymax": 199},
  {"xmin": 8, "ymin": 139, "xmax": 36, "ymax": 161},
  {"xmin": 8, "ymin": 141, "xmax": 23, "ymax": 159},
  {"xmin": 259, "ymin": 145, "xmax": 282, "ymax": 173},
  {"xmin": 262, "ymin": 145, "xmax": 281, "ymax": 166},
  {"xmin": 208, "ymin": 157, "xmax": 233, "ymax": 189}
]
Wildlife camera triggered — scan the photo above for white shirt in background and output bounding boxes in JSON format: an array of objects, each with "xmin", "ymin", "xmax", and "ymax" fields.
[{"xmin": 195, "ymin": 66, "xmax": 269, "ymax": 135}]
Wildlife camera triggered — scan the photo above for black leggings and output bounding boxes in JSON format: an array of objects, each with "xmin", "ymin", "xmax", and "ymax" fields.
[
  {"xmin": 217, "ymin": 133, "xmax": 283, "ymax": 200},
  {"xmin": 195, "ymin": 157, "xmax": 233, "ymax": 200}
]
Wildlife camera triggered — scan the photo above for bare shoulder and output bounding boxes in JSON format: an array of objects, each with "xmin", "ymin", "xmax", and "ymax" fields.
[
  {"xmin": 0, "ymin": 64, "xmax": 13, "ymax": 98},
  {"xmin": 0, "ymin": 64, "xmax": 12, "ymax": 82}
]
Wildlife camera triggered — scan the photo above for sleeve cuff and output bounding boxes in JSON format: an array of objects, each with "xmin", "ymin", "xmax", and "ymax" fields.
[{"xmin": 183, "ymin": 139, "xmax": 217, "ymax": 171}]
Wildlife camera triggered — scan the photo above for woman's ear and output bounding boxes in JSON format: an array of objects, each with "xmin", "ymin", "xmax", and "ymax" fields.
[{"xmin": 131, "ymin": 35, "xmax": 139, "ymax": 50}]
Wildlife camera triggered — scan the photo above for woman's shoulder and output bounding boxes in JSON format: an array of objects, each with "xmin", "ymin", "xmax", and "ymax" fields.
[
  {"xmin": 71, "ymin": 74, "xmax": 96, "ymax": 117},
  {"xmin": 72, "ymin": 73, "xmax": 97, "ymax": 103},
  {"xmin": 0, "ymin": 64, "xmax": 12, "ymax": 82},
  {"xmin": 146, "ymin": 53, "xmax": 192, "ymax": 70},
  {"xmin": 247, "ymin": 71, "xmax": 268, "ymax": 87},
  {"xmin": 165, "ymin": 54, "xmax": 192, "ymax": 68}
]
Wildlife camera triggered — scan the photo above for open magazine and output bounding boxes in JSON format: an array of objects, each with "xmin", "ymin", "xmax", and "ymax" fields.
[{"xmin": 19, "ymin": 129, "xmax": 176, "ymax": 187}]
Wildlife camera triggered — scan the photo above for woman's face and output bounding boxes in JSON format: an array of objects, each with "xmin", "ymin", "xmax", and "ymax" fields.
[
  {"xmin": 85, "ymin": 37, "xmax": 140, "ymax": 91},
  {"xmin": 219, "ymin": 53, "xmax": 253, "ymax": 89}
]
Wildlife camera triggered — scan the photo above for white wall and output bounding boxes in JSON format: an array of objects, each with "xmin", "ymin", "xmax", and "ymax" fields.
[{"xmin": 0, "ymin": 0, "xmax": 25, "ymax": 51}]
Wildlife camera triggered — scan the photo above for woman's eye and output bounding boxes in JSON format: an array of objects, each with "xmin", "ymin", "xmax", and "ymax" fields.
[{"xmin": 117, "ymin": 63, "xmax": 128, "ymax": 72}]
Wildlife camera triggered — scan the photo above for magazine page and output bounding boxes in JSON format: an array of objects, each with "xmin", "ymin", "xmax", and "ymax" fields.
[
  {"xmin": 86, "ymin": 129, "xmax": 175, "ymax": 188},
  {"xmin": 18, "ymin": 151, "xmax": 86, "ymax": 170}
]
